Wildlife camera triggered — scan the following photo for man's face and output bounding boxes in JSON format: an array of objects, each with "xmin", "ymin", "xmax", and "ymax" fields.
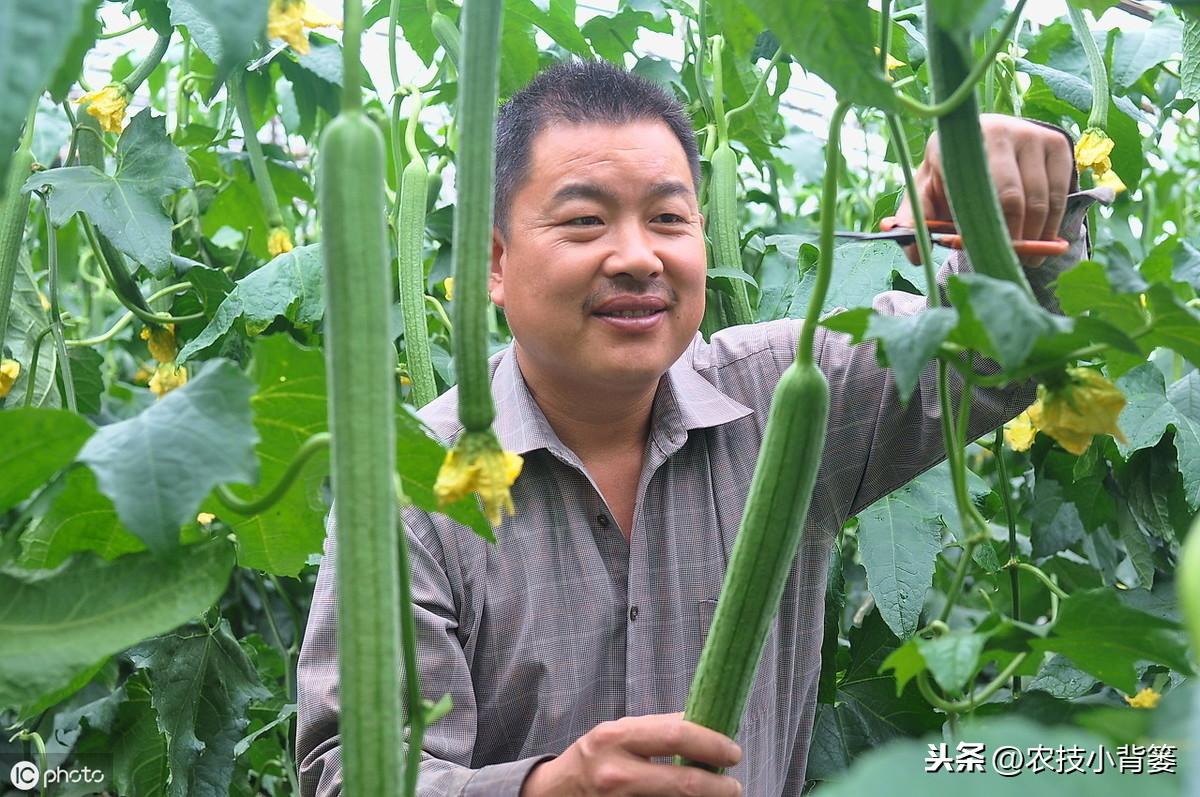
[{"xmin": 490, "ymin": 120, "xmax": 707, "ymax": 396}]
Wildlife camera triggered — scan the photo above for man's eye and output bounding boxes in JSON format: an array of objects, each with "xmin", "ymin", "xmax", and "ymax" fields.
[
  {"xmin": 655, "ymin": 213, "xmax": 686, "ymax": 224},
  {"xmin": 565, "ymin": 216, "xmax": 603, "ymax": 226}
]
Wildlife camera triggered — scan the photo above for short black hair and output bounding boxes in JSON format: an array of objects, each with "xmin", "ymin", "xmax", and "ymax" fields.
[{"xmin": 493, "ymin": 59, "xmax": 700, "ymax": 235}]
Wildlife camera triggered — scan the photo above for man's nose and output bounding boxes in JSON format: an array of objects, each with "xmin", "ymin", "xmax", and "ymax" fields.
[{"xmin": 602, "ymin": 219, "xmax": 664, "ymax": 279}]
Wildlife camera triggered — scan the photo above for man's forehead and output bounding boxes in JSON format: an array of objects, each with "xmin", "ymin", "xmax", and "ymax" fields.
[{"xmin": 526, "ymin": 119, "xmax": 691, "ymax": 175}]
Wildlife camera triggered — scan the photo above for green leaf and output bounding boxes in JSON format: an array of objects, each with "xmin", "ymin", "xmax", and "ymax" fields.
[
  {"xmin": 47, "ymin": 2, "xmax": 101, "ymax": 103},
  {"xmin": 917, "ymin": 630, "xmax": 989, "ymax": 694},
  {"xmin": 169, "ymin": 0, "xmax": 269, "ymax": 101},
  {"xmin": 947, "ymin": 273, "xmax": 1073, "ymax": 372},
  {"xmin": 929, "ymin": 0, "xmax": 1006, "ymax": 37},
  {"xmin": 1114, "ymin": 364, "xmax": 1200, "ymax": 508},
  {"xmin": 24, "ymin": 110, "xmax": 194, "ymax": 277},
  {"xmin": 178, "ymin": 245, "xmax": 325, "ymax": 362},
  {"xmin": 1182, "ymin": 10, "xmax": 1200, "ymax": 102},
  {"xmin": 128, "ymin": 620, "xmax": 271, "ymax": 797},
  {"xmin": 1068, "ymin": 0, "xmax": 1122, "ymax": 16},
  {"xmin": 804, "ymin": 608, "xmax": 942, "ymax": 781},
  {"xmin": 1143, "ymin": 282, "xmax": 1200, "ymax": 364},
  {"xmin": 787, "ymin": 240, "xmax": 929, "ymax": 317},
  {"xmin": 397, "ymin": 404, "xmax": 493, "ymax": 543},
  {"xmin": 18, "ymin": 466, "xmax": 145, "ymax": 569},
  {"xmin": 1108, "ymin": 10, "xmax": 1184, "ymax": 89},
  {"xmin": 1028, "ymin": 588, "xmax": 1194, "ymax": 693},
  {"xmin": 857, "ymin": 462, "xmax": 986, "ymax": 639},
  {"xmin": 295, "ymin": 35, "xmax": 343, "ymax": 86},
  {"xmin": 77, "ymin": 360, "xmax": 259, "ymax": 553},
  {"xmin": 4, "ymin": 253, "xmax": 60, "ymax": 408},
  {"xmin": 0, "ymin": 0, "xmax": 91, "ymax": 192},
  {"xmin": 104, "ymin": 675, "xmax": 170, "ymax": 797},
  {"xmin": 499, "ymin": 11, "xmax": 539, "ymax": 97},
  {"xmin": 739, "ymin": 0, "xmax": 896, "ymax": 111},
  {"xmin": 0, "ymin": 538, "xmax": 235, "ymax": 710},
  {"xmin": 65, "ymin": 346, "xmax": 104, "ymax": 415},
  {"xmin": 865, "ymin": 308, "xmax": 958, "ymax": 404},
  {"xmin": 1029, "ymin": 474, "xmax": 1085, "ymax": 558},
  {"xmin": 0, "ymin": 408, "xmax": 93, "ymax": 512},
  {"xmin": 508, "ymin": 0, "xmax": 592, "ymax": 58},
  {"xmin": 206, "ymin": 336, "xmax": 329, "ymax": 576},
  {"xmin": 1025, "ymin": 653, "xmax": 1100, "ymax": 699}
]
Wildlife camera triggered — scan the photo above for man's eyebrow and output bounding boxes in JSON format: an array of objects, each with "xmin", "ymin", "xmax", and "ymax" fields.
[{"xmin": 548, "ymin": 180, "xmax": 693, "ymax": 205}]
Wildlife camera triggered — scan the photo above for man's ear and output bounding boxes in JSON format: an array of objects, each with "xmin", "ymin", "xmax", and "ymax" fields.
[{"xmin": 489, "ymin": 226, "xmax": 506, "ymax": 308}]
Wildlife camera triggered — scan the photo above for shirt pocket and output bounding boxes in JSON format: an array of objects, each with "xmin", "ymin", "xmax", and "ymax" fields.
[{"xmin": 695, "ymin": 598, "xmax": 779, "ymax": 738}]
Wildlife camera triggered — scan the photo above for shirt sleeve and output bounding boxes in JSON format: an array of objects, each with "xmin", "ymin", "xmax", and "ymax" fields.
[
  {"xmin": 295, "ymin": 506, "xmax": 556, "ymax": 797},
  {"xmin": 817, "ymin": 185, "xmax": 1101, "ymax": 523}
]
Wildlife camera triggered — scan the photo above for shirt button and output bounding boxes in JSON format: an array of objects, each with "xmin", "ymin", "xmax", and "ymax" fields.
[
  {"xmin": 597, "ymin": 514, "xmax": 610, "ymax": 528},
  {"xmin": 629, "ymin": 605, "xmax": 639, "ymax": 622}
]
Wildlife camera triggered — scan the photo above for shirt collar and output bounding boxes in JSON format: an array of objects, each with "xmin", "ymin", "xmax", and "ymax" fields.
[{"xmin": 490, "ymin": 334, "xmax": 753, "ymax": 458}]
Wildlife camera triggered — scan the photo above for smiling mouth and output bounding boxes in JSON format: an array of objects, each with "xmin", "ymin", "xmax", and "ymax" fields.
[{"xmin": 593, "ymin": 308, "xmax": 664, "ymax": 318}]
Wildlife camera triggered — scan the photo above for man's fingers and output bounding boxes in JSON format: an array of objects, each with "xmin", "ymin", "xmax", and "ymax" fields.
[
  {"xmin": 1016, "ymin": 145, "xmax": 1050, "ymax": 242},
  {"xmin": 620, "ymin": 715, "xmax": 742, "ymax": 770},
  {"xmin": 988, "ymin": 142, "xmax": 1025, "ymax": 242},
  {"xmin": 1043, "ymin": 138, "xmax": 1073, "ymax": 241}
]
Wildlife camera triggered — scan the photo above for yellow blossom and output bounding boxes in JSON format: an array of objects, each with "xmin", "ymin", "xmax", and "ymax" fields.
[
  {"xmin": 1123, "ymin": 687, "xmax": 1161, "ymax": 709},
  {"xmin": 1094, "ymin": 168, "xmax": 1126, "ymax": 195},
  {"xmin": 196, "ymin": 512, "xmax": 216, "ymax": 525},
  {"xmin": 268, "ymin": 226, "xmax": 294, "ymax": 256},
  {"xmin": 1074, "ymin": 128, "xmax": 1113, "ymax": 176},
  {"xmin": 1026, "ymin": 368, "xmax": 1127, "ymax": 456},
  {"xmin": 443, "ymin": 276, "xmax": 454, "ymax": 301},
  {"xmin": 0, "ymin": 359, "xmax": 20, "ymax": 398},
  {"xmin": 268, "ymin": 0, "xmax": 342, "ymax": 55},
  {"xmin": 400, "ymin": 373, "xmax": 412, "ymax": 386},
  {"xmin": 149, "ymin": 362, "xmax": 188, "ymax": 398},
  {"xmin": 133, "ymin": 366, "xmax": 152, "ymax": 385},
  {"xmin": 873, "ymin": 46, "xmax": 906, "ymax": 78},
  {"xmin": 434, "ymin": 429, "xmax": 523, "ymax": 526},
  {"xmin": 140, "ymin": 324, "xmax": 177, "ymax": 364},
  {"xmin": 77, "ymin": 84, "xmax": 129, "ymax": 134},
  {"xmin": 38, "ymin": 291, "xmax": 51, "ymax": 311},
  {"xmin": 1003, "ymin": 407, "xmax": 1038, "ymax": 452}
]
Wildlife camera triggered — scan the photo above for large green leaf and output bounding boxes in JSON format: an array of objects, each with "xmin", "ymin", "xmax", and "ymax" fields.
[
  {"xmin": 4, "ymin": 253, "xmax": 60, "ymax": 408},
  {"xmin": 508, "ymin": 0, "xmax": 592, "ymax": 57},
  {"xmin": 0, "ymin": 538, "xmax": 235, "ymax": 710},
  {"xmin": 24, "ymin": 109, "xmax": 194, "ymax": 277},
  {"xmin": 47, "ymin": 1, "xmax": 101, "ymax": 103},
  {"xmin": 1115, "ymin": 364, "xmax": 1200, "ymax": 508},
  {"xmin": 0, "ymin": 0, "xmax": 92, "ymax": 192},
  {"xmin": 804, "ymin": 608, "xmax": 942, "ymax": 782},
  {"xmin": 864, "ymin": 308, "xmax": 959, "ymax": 404},
  {"xmin": 1108, "ymin": 10, "xmax": 1184, "ymax": 89},
  {"xmin": 169, "ymin": 0, "xmax": 269, "ymax": 101},
  {"xmin": 77, "ymin": 360, "xmax": 259, "ymax": 553},
  {"xmin": 177, "ymin": 245, "xmax": 325, "ymax": 362},
  {"xmin": 738, "ymin": 0, "xmax": 896, "ymax": 111},
  {"xmin": 206, "ymin": 336, "xmax": 329, "ymax": 576},
  {"xmin": 1028, "ymin": 588, "xmax": 1195, "ymax": 693},
  {"xmin": 1182, "ymin": 9, "xmax": 1200, "ymax": 102},
  {"xmin": 857, "ymin": 461, "xmax": 988, "ymax": 639},
  {"xmin": 102, "ymin": 675, "xmax": 170, "ymax": 797},
  {"xmin": 947, "ymin": 273, "xmax": 1074, "ymax": 372},
  {"xmin": 17, "ymin": 466, "xmax": 145, "ymax": 569},
  {"xmin": 0, "ymin": 407, "xmax": 92, "ymax": 512},
  {"xmin": 128, "ymin": 620, "xmax": 271, "ymax": 797},
  {"xmin": 784, "ymin": 239, "xmax": 929, "ymax": 318},
  {"xmin": 881, "ymin": 628, "xmax": 991, "ymax": 695}
]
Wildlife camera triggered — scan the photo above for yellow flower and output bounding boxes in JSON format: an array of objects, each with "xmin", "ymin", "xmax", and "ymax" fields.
[
  {"xmin": 140, "ymin": 324, "xmax": 177, "ymax": 364},
  {"xmin": 400, "ymin": 373, "xmax": 412, "ymax": 386},
  {"xmin": 443, "ymin": 276, "xmax": 454, "ymax": 301},
  {"xmin": 1094, "ymin": 168, "xmax": 1126, "ymax": 194},
  {"xmin": 0, "ymin": 359, "xmax": 21, "ymax": 399},
  {"xmin": 1074, "ymin": 128, "xmax": 1114, "ymax": 176},
  {"xmin": 434, "ymin": 429, "xmax": 523, "ymax": 526},
  {"xmin": 1026, "ymin": 367, "xmax": 1128, "ymax": 456},
  {"xmin": 1003, "ymin": 407, "xmax": 1038, "ymax": 452},
  {"xmin": 268, "ymin": 226, "xmax": 294, "ymax": 257},
  {"xmin": 77, "ymin": 84, "xmax": 129, "ymax": 134},
  {"xmin": 38, "ymin": 291, "xmax": 51, "ymax": 311},
  {"xmin": 268, "ymin": 0, "xmax": 342, "ymax": 55},
  {"xmin": 149, "ymin": 362, "xmax": 188, "ymax": 398},
  {"xmin": 873, "ymin": 46, "xmax": 906, "ymax": 78},
  {"xmin": 1123, "ymin": 687, "xmax": 1161, "ymax": 709},
  {"xmin": 196, "ymin": 512, "xmax": 216, "ymax": 525}
]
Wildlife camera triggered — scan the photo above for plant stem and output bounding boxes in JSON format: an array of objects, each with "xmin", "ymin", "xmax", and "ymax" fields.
[
  {"xmin": 67, "ymin": 280, "xmax": 191, "ymax": 346},
  {"xmin": 1067, "ymin": 4, "xmax": 1109, "ymax": 130},
  {"xmin": 993, "ymin": 427, "xmax": 1021, "ymax": 698},
  {"xmin": 725, "ymin": 46, "xmax": 783, "ymax": 127},
  {"xmin": 395, "ymin": 481, "xmax": 424, "ymax": 797},
  {"xmin": 343, "ymin": 0, "xmax": 364, "ymax": 112},
  {"xmin": 41, "ymin": 194, "xmax": 77, "ymax": 413},
  {"xmin": 710, "ymin": 36, "xmax": 729, "ymax": 142},
  {"xmin": 233, "ymin": 76, "xmax": 286, "ymax": 230},
  {"xmin": 917, "ymin": 652, "xmax": 1028, "ymax": 713},
  {"xmin": 253, "ymin": 570, "xmax": 296, "ymax": 702},
  {"xmin": 23, "ymin": 326, "xmax": 53, "ymax": 407},
  {"xmin": 215, "ymin": 433, "xmax": 331, "ymax": 515},
  {"xmin": 1012, "ymin": 561, "xmax": 1070, "ymax": 600},
  {"xmin": 99, "ymin": 18, "xmax": 148, "ymax": 39},
  {"xmin": 894, "ymin": 0, "xmax": 1026, "ymax": 119},
  {"xmin": 799, "ymin": 100, "xmax": 852, "ymax": 367},
  {"xmin": 121, "ymin": 32, "xmax": 172, "ymax": 95}
]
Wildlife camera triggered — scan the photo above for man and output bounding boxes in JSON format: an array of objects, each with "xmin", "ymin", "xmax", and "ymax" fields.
[{"xmin": 297, "ymin": 60, "xmax": 1091, "ymax": 796}]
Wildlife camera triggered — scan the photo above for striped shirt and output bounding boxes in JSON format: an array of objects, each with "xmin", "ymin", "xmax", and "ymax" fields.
[{"xmin": 297, "ymin": 190, "xmax": 1097, "ymax": 797}]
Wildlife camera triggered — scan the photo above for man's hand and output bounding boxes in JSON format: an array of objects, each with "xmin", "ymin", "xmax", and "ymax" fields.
[
  {"xmin": 893, "ymin": 114, "xmax": 1074, "ymax": 268},
  {"xmin": 520, "ymin": 712, "xmax": 743, "ymax": 797}
]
